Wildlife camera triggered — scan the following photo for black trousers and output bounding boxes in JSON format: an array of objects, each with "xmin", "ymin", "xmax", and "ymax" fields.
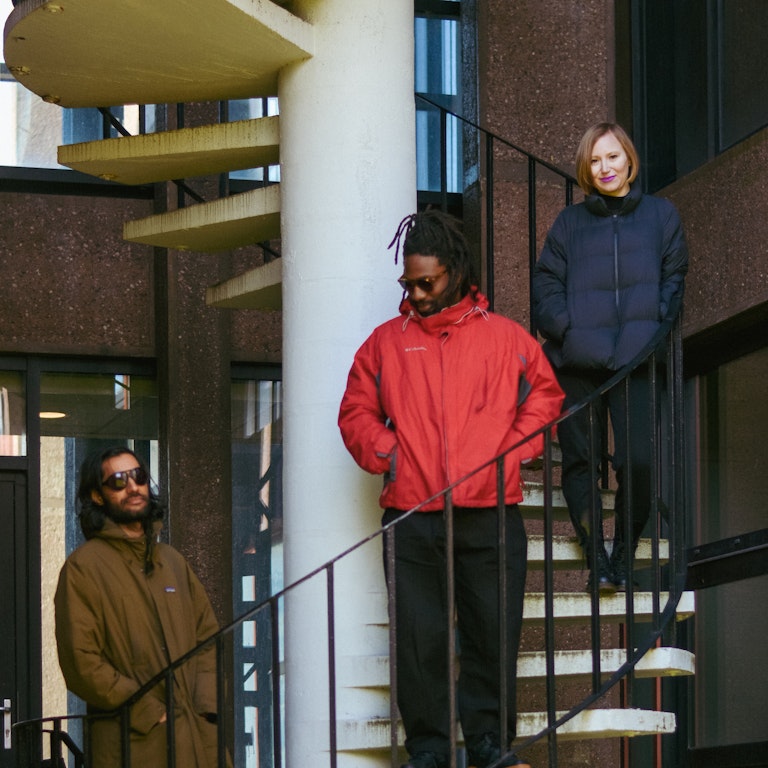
[
  {"xmin": 382, "ymin": 505, "xmax": 527, "ymax": 757},
  {"xmin": 556, "ymin": 367, "xmax": 660, "ymax": 550}
]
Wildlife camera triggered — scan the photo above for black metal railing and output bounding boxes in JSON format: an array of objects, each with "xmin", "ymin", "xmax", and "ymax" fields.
[
  {"xmin": 415, "ymin": 93, "xmax": 576, "ymax": 320},
  {"xmin": 13, "ymin": 301, "xmax": 688, "ymax": 768},
  {"xmin": 12, "ymin": 101, "xmax": 688, "ymax": 767}
]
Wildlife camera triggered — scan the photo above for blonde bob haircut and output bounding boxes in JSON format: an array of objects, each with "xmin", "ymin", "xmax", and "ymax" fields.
[{"xmin": 574, "ymin": 122, "xmax": 640, "ymax": 195}]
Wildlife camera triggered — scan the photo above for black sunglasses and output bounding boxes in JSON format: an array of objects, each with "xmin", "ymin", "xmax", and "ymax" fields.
[
  {"xmin": 102, "ymin": 466, "xmax": 149, "ymax": 491},
  {"xmin": 397, "ymin": 269, "xmax": 447, "ymax": 294}
]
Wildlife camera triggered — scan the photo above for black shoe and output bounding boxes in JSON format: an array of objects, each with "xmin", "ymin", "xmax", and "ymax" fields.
[
  {"xmin": 466, "ymin": 733, "xmax": 532, "ymax": 768},
  {"xmin": 401, "ymin": 751, "xmax": 448, "ymax": 768},
  {"xmin": 586, "ymin": 569, "xmax": 617, "ymax": 595},
  {"xmin": 610, "ymin": 540, "xmax": 637, "ymax": 591}
]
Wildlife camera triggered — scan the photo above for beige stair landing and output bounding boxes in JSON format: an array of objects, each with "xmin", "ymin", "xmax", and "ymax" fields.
[
  {"xmin": 123, "ymin": 185, "xmax": 280, "ymax": 252},
  {"xmin": 4, "ymin": 0, "xmax": 314, "ymax": 108},
  {"xmin": 57, "ymin": 118, "xmax": 279, "ymax": 185}
]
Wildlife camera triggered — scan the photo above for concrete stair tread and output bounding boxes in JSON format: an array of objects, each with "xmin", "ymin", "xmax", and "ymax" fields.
[
  {"xmin": 520, "ymin": 482, "xmax": 614, "ymax": 520},
  {"xmin": 5, "ymin": 0, "xmax": 313, "ymax": 107},
  {"xmin": 523, "ymin": 590, "xmax": 695, "ymax": 624},
  {"xmin": 527, "ymin": 535, "xmax": 668, "ymax": 569},
  {"xmin": 517, "ymin": 646, "xmax": 695, "ymax": 680},
  {"xmin": 123, "ymin": 185, "xmax": 280, "ymax": 252},
  {"xmin": 335, "ymin": 708, "xmax": 676, "ymax": 751},
  {"xmin": 515, "ymin": 707, "xmax": 677, "ymax": 740},
  {"xmin": 337, "ymin": 647, "xmax": 693, "ymax": 689},
  {"xmin": 206, "ymin": 260, "xmax": 282, "ymax": 310},
  {"xmin": 58, "ymin": 117, "xmax": 279, "ymax": 185}
]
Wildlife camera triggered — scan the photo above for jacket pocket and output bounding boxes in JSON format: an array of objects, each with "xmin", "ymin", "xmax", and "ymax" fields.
[{"xmin": 379, "ymin": 444, "xmax": 397, "ymax": 484}]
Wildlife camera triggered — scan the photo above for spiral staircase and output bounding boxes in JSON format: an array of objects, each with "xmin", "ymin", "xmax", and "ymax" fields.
[{"xmin": 4, "ymin": 1, "xmax": 695, "ymax": 765}]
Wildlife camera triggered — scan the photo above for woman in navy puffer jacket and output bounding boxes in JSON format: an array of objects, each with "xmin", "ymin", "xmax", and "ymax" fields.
[{"xmin": 533, "ymin": 122, "xmax": 688, "ymax": 593}]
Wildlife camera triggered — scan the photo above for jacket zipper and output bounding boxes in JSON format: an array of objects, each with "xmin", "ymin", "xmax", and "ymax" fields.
[
  {"xmin": 440, "ymin": 331, "xmax": 451, "ymax": 491},
  {"xmin": 613, "ymin": 214, "xmax": 620, "ymax": 316}
]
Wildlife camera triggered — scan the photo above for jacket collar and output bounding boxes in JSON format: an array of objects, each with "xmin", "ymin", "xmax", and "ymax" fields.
[
  {"xmin": 399, "ymin": 290, "xmax": 490, "ymax": 332},
  {"xmin": 584, "ymin": 180, "xmax": 643, "ymax": 217}
]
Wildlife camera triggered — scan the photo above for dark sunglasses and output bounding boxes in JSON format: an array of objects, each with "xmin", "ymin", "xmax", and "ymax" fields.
[
  {"xmin": 397, "ymin": 269, "xmax": 447, "ymax": 294},
  {"xmin": 102, "ymin": 466, "xmax": 149, "ymax": 491}
]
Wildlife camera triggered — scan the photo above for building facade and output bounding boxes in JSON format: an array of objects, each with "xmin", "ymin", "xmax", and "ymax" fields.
[{"xmin": 1, "ymin": 1, "xmax": 766, "ymax": 767}]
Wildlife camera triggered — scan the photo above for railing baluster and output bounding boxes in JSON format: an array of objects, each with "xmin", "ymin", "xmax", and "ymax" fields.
[
  {"xmin": 587, "ymin": 401, "xmax": 603, "ymax": 693},
  {"xmin": 166, "ymin": 666, "xmax": 176, "ymax": 768},
  {"xmin": 497, "ymin": 456, "xmax": 508, "ymax": 748},
  {"xmin": 440, "ymin": 107, "xmax": 449, "ymax": 213},
  {"xmin": 445, "ymin": 491, "xmax": 457, "ymax": 768},
  {"xmin": 271, "ymin": 597, "xmax": 283, "ymax": 768},
  {"xmin": 386, "ymin": 524, "xmax": 400, "ymax": 768},
  {"xmin": 486, "ymin": 133, "xmax": 495, "ymax": 311},
  {"xmin": 326, "ymin": 565, "xmax": 337, "ymax": 768},
  {"xmin": 542, "ymin": 432, "xmax": 558, "ymax": 768},
  {"xmin": 216, "ymin": 634, "xmax": 227, "ymax": 768},
  {"xmin": 622, "ymin": 373, "xmax": 635, "ymax": 708}
]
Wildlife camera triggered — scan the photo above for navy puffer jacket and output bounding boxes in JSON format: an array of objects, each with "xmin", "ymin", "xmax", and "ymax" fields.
[{"xmin": 532, "ymin": 183, "xmax": 688, "ymax": 371}]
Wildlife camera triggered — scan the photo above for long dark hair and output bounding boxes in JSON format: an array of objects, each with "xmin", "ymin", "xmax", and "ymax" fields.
[{"xmin": 77, "ymin": 446, "xmax": 165, "ymax": 573}]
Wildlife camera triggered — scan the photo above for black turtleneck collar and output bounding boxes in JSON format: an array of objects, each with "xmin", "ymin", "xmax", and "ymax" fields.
[{"xmin": 584, "ymin": 181, "xmax": 643, "ymax": 217}]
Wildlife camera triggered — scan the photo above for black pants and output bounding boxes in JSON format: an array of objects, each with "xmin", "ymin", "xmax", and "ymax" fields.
[
  {"xmin": 556, "ymin": 367, "xmax": 660, "ymax": 551},
  {"xmin": 382, "ymin": 506, "xmax": 527, "ymax": 758}
]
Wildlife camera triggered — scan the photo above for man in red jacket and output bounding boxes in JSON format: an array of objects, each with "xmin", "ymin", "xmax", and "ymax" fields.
[{"xmin": 338, "ymin": 211, "xmax": 563, "ymax": 768}]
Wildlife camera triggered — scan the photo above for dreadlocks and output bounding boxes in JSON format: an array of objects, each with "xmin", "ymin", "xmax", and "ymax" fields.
[{"xmin": 388, "ymin": 209, "xmax": 478, "ymax": 301}]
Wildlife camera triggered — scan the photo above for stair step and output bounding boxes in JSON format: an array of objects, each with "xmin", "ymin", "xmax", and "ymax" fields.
[
  {"xmin": 206, "ymin": 260, "xmax": 282, "ymax": 310},
  {"xmin": 515, "ymin": 707, "xmax": 677, "ymax": 740},
  {"xmin": 523, "ymin": 590, "xmax": 695, "ymax": 625},
  {"xmin": 338, "ymin": 647, "xmax": 693, "ymax": 690},
  {"xmin": 520, "ymin": 483, "xmax": 614, "ymax": 519},
  {"xmin": 336, "ymin": 707, "xmax": 676, "ymax": 751},
  {"xmin": 517, "ymin": 646, "xmax": 695, "ymax": 680},
  {"xmin": 527, "ymin": 535, "xmax": 668, "ymax": 570},
  {"xmin": 123, "ymin": 186, "xmax": 280, "ymax": 252},
  {"xmin": 58, "ymin": 118, "xmax": 279, "ymax": 185},
  {"xmin": 4, "ymin": 0, "xmax": 313, "ymax": 107}
]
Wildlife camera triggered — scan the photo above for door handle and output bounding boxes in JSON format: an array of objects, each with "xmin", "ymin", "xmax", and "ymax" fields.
[{"xmin": 1, "ymin": 698, "xmax": 10, "ymax": 749}]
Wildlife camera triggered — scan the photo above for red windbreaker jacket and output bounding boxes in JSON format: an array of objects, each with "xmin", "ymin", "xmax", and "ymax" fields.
[{"xmin": 338, "ymin": 291, "xmax": 564, "ymax": 512}]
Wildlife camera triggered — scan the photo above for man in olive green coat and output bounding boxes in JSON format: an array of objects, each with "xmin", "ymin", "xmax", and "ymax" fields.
[{"xmin": 55, "ymin": 446, "xmax": 222, "ymax": 767}]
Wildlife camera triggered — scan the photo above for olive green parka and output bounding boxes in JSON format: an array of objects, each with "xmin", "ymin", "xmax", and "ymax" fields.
[{"xmin": 54, "ymin": 519, "xmax": 221, "ymax": 767}]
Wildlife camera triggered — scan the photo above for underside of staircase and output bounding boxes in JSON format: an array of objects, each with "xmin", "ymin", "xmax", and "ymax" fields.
[{"xmin": 5, "ymin": 0, "xmax": 306, "ymax": 311}]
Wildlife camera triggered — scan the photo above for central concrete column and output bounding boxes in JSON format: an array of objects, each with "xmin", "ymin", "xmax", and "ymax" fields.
[{"xmin": 279, "ymin": 1, "xmax": 415, "ymax": 765}]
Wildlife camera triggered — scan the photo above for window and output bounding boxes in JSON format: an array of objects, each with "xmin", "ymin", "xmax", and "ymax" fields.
[
  {"xmin": 36, "ymin": 369, "xmax": 158, "ymax": 746},
  {"xmin": 231, "ymin": 370, "xmax": 283, "ymax": 768},
  {"xmin": 415, "ymin": 3, "xmax": 462, "ymax": 194},
  {"xmin": 0, "ymin": 370, "xmax": 25, "ymax": 455},
  {"xmin": 694, "ymin": 346, "xmax": 768, "ymax": 753},
  {"xmin": 619, "ymin": 0, "xmax": 768, "ymax": 191}
]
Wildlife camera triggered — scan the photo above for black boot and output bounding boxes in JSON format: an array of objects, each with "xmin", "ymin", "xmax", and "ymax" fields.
[
  {"xmin": 573, "ymin": 510, "xmax": 616, "ymax": 595},
  {"xmin": 586, "ymin": 545, "xmax": 617, "ymax": 595},
  {"xmin": 610, "ymin": 538, "xmax": 637, "ymax": 591}
]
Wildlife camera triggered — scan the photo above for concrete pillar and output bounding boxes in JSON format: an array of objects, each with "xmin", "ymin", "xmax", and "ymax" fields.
[{"xmin": 279, "ymin": 0, "xmax": 415, "ymax": 765}]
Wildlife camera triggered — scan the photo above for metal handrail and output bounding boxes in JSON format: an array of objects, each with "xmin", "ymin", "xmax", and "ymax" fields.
[
  {"xmin": 13, "ymin": 105, "xmax": 687, "ymax": 768},
  {"xmin": 415, "ymin": 93, "xmax": 577, "ymax": 319},
  {"xmin": 13, "ymin": 299, "xmax": 687, "ymax": 768}
]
